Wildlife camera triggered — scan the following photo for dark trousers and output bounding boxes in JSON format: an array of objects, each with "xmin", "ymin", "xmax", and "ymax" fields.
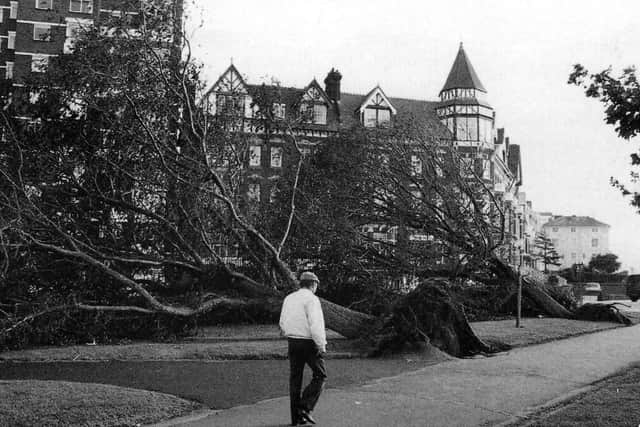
[{"xmin": 288, "ymin": 338, "xmax": 327, "ymax": 424}]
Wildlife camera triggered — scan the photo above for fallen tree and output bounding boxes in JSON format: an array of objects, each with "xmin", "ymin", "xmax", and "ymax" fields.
[
  {"xmin": 498, "ymin": 267, "xmax": 633, "ymax": 325},
  {"xmin": 0, "ymin": 4, "xmax": 518, "ymax": 357}
]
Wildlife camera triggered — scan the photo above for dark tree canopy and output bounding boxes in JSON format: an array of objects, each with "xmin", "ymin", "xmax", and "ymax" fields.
[
  {"xmin": 587, "ymin": 253, "xmax": 621, "ymax": 274},
  {"xmin": 568, "ymin": 64, "xmax": 640, "ymax": 210}
]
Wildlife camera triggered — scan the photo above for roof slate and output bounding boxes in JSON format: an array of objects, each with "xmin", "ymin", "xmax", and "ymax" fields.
[
  {"xmin": 339, "ymin": 92, "xmax": 450, "ymax": 138},
  {"xmin": 544, "ymin": 216, "xmax": 610, "ymax": 228},
  {"xmin": 440, "ymin": 44, "xmax": 487, "ymax": 94}
]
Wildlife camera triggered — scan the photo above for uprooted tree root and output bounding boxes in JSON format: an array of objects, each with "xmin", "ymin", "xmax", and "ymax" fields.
[
  {"xmin": 573, "ymin": 303, "xmax": 633, "ymax": 325},
  {"xmin": 369, "ymin": 279, "xmax": 511, "ymax": 358}
]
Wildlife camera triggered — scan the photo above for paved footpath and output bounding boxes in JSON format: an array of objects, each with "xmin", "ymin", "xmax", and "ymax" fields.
[{"xmin": 154, "ymin": 324, "xmax": 640, "ymax": 427}]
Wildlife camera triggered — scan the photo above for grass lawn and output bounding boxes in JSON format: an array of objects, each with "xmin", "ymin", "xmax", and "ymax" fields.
[
  {"xmin": 0, "ymin": 351, "xmax": 450, "ymax": 409},
  {"xmin": 509, "ymin": 363, "xmax": 640, "ymax": 427},
  {"xmin": 0, "ymin": 380, "xmax": 202, "ymax": 427},
  {"xmin": 0, "ymin": 319, "xmax": 633, "ymax": 425},
  {"xmin": 0, "ymin": 318, "xmax": 625, "ymax": 362},
  {"xmin": 470, "ymin": 318, "xmax": 622, "ymax": 347}
]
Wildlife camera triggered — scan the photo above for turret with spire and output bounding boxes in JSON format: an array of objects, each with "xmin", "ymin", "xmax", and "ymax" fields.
[{"xmin": 435, "ymin": 43, "xmax": 494, "ymax": 147}]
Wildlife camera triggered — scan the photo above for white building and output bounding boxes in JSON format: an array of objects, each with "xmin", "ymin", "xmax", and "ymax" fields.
[{"xmin": 542, "ymin": 215, "xmax": 610, "ymax": 269}]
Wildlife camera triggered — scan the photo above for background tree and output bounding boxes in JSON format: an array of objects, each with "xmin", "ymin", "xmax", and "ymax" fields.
[
  {"xmin": 533, "ymin": 232, "xmax": 562, "ymax": 273},
  {"xmin": 587, "ymin": 253, "xmax": 621, "ymax": 274},
  {"xmin": 568, "ymin": 64, "xmax": 640, "ymax": 210}
]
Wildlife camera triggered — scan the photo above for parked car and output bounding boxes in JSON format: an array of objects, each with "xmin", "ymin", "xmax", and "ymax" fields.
[
  {"xmin": 581, "ymin": 282, "xmax": 602, "ymax": 303},
  {"xmin": 624, "ymin": 275, "xmax": 640, "ymax": 302},
  {"xmin": 583, "ymin": 282, "xmax": 602, "ymax": 293}
]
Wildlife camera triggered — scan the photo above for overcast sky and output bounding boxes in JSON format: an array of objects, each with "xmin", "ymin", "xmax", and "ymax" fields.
[{"xmin": 187, "ymin": 0, "xmax": 640, "ymax": 271}]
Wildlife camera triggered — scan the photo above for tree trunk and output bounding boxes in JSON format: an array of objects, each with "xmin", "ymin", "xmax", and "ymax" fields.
[
  {"xmin": 232, "ymin": 275, "xmax": 504, "ymax": 358},
  {"xmin": 521, "ymin": 277, "xmax": 573, "ymax": 318},
  {"xmin": 320, "ymin": 298, "xmax": 377, "ymax": 339},
  {"xmin": 366, "ymin": 279, "xmax": 507, "ymax": 357}
]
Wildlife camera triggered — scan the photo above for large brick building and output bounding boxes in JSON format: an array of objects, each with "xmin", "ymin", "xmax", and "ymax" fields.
[
  {"xmin": 208, "ymin": 44, "xmax": 530, "ymax": 265},
  {"xmin": 0, "ymin": 0, "xmax": 181, "ymax": 95}
]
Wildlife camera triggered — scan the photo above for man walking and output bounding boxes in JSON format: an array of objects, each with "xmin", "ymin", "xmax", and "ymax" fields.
[{"xmin": 279, "ymin": 271, "xmax": 327, "ymax": 426}]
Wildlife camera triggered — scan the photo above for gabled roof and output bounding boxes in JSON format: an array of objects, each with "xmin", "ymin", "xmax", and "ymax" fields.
[
  {"xmin": 246, "ymin": 84, "xmax": 304, "ymax": 108},
  {"xmin": 440, "ymin": 43, "xmax": 487, "ymax": 94},
  {"xmin": 357, "ymin": 85, "xmax": 398, "ymax": 115},
  {"xmin": 544, "ymin": 216, "xmax": 610, "ymax": 228},
  {"xmin": 340, "ymin": 92, "xmax": 450, "ymax": 138},
  {"xmin": 302, "ymin": 79, "xmax": 331, "ymax": 104},
  {"xmin": 210, "ymin": 64, "xmax": 248, "ymax": 94}
]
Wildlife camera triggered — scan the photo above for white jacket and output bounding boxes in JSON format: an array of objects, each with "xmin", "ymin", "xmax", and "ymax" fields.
[{"xmin": 279, "ymin": 288, "xmax": 327, "ymax": 352}]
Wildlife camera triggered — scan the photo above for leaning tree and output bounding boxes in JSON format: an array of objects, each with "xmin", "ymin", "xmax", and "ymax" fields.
[{"xmin": 0, "ymin": 2, "xmax": 535, "ymax": 356}]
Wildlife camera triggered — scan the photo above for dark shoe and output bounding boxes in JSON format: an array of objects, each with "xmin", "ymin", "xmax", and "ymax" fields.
[{"xmin": 299, "ymin": 410, "xmax": 316, "ymax": 425}]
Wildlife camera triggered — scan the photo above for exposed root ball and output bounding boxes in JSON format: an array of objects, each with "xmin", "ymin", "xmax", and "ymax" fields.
[{"xmin": 372, "ymin": 279, "xmax": 510, "ymax": 357}]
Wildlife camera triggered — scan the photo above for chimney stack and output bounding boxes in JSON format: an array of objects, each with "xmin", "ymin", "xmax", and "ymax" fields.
[{"xmin": 324, "ymin": 68, "xmax": 342, "ymax": 102}]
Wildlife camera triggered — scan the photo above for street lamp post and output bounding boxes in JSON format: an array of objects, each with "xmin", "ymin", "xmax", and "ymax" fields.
[{"xmin": 516, "ymin": 216, "xmax": 524, "ymax": 328}]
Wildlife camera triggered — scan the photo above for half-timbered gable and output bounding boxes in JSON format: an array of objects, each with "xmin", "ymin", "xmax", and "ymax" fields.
[
  {"xmin": 356, "ymin": 86, "xmax": 397, "ymax": 128},
  {"xmin": 300, "ymin": 79, "xmax": 332, "ymax": 125},
  {"xmin": 208, "ymin": 64, "xmax": 252, "ymax": 117}
]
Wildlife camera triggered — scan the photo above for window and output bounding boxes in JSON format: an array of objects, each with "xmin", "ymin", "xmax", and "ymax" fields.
[
  {"xmin": 249, "ymin": 145, "xmax": 261, "ymax": 167},
  {"xmin": 455, "ymin": 117, "xmax": 478, "ymax": 141},
  {"xmin": 273, "ymin": 103, "xmax": 285, "ymax": 119},
  {"xmin": 364, "ymin": 107, "xmax": 391, "ymax": 127},
  {"xmin": 36, "ymin": 0, "xmax": 54, "ymax": 9},
  {"xmin": 592, "ymin": 238, "xmax": 598, "ymax": 247},
  {"xmin": 216, "ymin": 94, "xmax": 244, "ymax": 116},
  {"xmin": 592, "ymin": 227, "xmax": 598, "ymax": 232},
  {"xmin": 313, "ymin": 104, "xmax": 327, "ymax": 124},
  {"xmin": 482, "ymin": 159, "xmax": 491, "ymax": 180},
  {"xmin": 247, "ymin": 183, "xmax": 260, "ymax": 202},
  {"xmin": 300, "ymin": 147, "xmax": 311, "ymax": 158},
  {"xmin": 270, "ymin": 147, "xmax": 282, "ymax": 168},
  {"xmin": 7, "ymin": 31, "xmax": 15, "ymax": 50},
  {"xmin": 571, "ymin": 253, "xmax": 576, "ymax": 260},
  {"xmin": 64, "ymin": 21, "xmax": 82, "ymax": 53},
  {"xmin": 479, "ymin": 118, "xmax": 492, "ymax": 143},
  {"xmin": 552, "ymin": 239, "xmax": 559, "ymax": 247},
  {"xmin": 33, "ymin": 24, "xmax": 52, "ymax": 42},
  {"xmin": 552, "ymin": 227, "xmax": 558, "ymax": 232},
  {"xmin": 571, "ymin": 227, "xmax": 576, "ymax": 232},
  {"xmin": 70, "ymin": 0, "xmax": 93, "ymax": 13},
  {"xmin": 5, "ymin": 62, "xmax": 14, "ymax": 79},
  {"xmin": 10, "ymin": 1, "xmax": 17, "ymax": 19},
  {"xmin": 31, "ymin": 55, "xmax": 49, "ymax": 73}
]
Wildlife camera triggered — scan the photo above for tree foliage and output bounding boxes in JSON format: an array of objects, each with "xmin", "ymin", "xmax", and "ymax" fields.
[
  {"xmin": 568, "ymin": 64, "xmax": 640, "ymax": 209},
  {"xmin": 0, "ymin": 2, "xmax": 514, "ymax": 355},
  {"xmin": 587, "ymin": 253, "xmax": 621, "ymax": 274},
  {"xmin": 0, "ymin": 4, "xmax": 298, "ymax": 337},
  {"xmin": 533, "ymin": 232, "xmax": 562, "ymax": 273},
  {"xmin": 266, "ymin": 116, "xmax": 509, "ymax": 310}
]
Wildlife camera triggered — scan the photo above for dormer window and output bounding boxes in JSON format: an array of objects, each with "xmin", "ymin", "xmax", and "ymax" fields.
[
  {"xmin": 364, "ymin": 107, "xmax": 391, "ymax": 128},
  {"xmin": 313, "ymin": 104, "xmax": 327, "ymax": 124},
  {"xmin": 300, "ymin": 81, "xmax": 330, "ymax": 125},
  {"xmin": 359, "ymin": 87, "xmax": 396, "ymax": 128}
]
